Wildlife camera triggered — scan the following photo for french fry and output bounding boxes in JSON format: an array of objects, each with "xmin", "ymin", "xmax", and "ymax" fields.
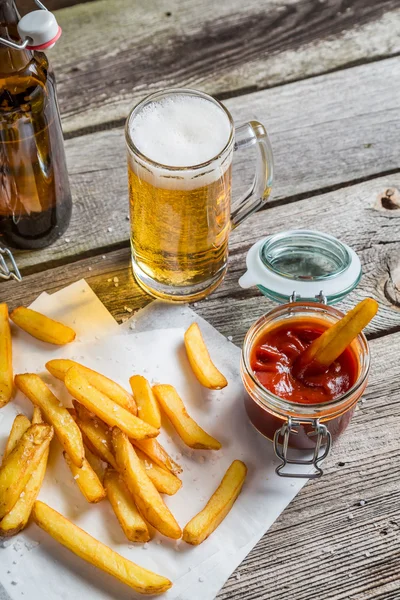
[
  {"xmin": 73, "ymin": 402, "xmax": 118, "ymax": 469},
  {"xmin": 73, "ymin": 404, "xmax": 181, "ymax": 494},
  {"xmin": 132, "ymin": 438, "xmax": 182, "ymax": 476},
  {"xmin": 32, "ymin": 406, "xmax": 44, "ymax": 424},
  {"xmin": 0, "ymin": 304, "xmax": 13, "ymax": 407},
  {"xmin": 184, "ymin": 322, "xmax": 228, "ymax": 389},
  {"xmin": 112, "ymin": 428, "xmax": 181, "ymax": 539},
  {"xmin": 15, "ymin": 373, "xmax": 85, "ymax": 467},
  {"xmin": 153, "ymin": 384, "xmax": 221, "ymax": 450},
  {"xmin": 135, "ymin": 448, "xmax": 182, "ymax": 496},
  {"xmin": 32, "ymin": 501, "xmax": 172, "ymax": 594},
  {"xmin": 84, "ymin": 445, "xmax": 106, "ymax": 483},
  {"xmin": 0, "ymin": 417, "xmax": 50, "ymax": 537},
  {"xmin": 141, "ymin": 459, "xmax": 181, "ymax": 497},
  {"xmin": 0, "ymin": 424, "xmax": 53, "ymax": 519},
  {"xmin": 104, "ymin": 469, "xmax": 150, "ymax": 543},
  {"xmin": 183, "ymin": 460, "xmax": 247, "ymax": 545},
  {"xmin": 46, "ymin": 359, "xmax": 137, "ymax": 415},
  {"xmin": 65, "ymin": 368, "xmax": 158, "ymax": 441},
  {"xmin": 10, "ymin": 306, "xmax": 76, "ymax": 345},
  {"xmin": 295, "ymin": 298, "xmax": 379, "ymax": 377},
  {"xmin": 129, "ymin": 375, "xmax": 161, "ymax": 429},
  {"xmin": 63, "ymin": 452, "xmax": 106, "ymax": 503},
  {"xmin": 3, "ymin": 414, "xmax": 31, "ymax": 459},
  {"xmin": 0, "ymin": 455, "xmax": 49, "ymax": 537}
]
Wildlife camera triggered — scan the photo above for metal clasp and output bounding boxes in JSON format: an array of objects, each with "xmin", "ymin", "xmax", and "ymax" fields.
[
  {"xmin": 0, "ymin": 0, "xmax": 50, "ymax": 50},
  {"xmin": 0, "ymin": 247, "xmax": 22, "ymax": 282},
  {"xmin": 273, "ymin": 416, "xmax": 332, "ymax": 479},
  {"xmin": 290, "ymin": 290, "xmax": 327, "ymax": 304}
]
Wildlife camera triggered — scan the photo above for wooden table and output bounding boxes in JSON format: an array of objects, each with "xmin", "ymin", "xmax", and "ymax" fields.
[{"xmin": 2, "ymin": 0, "xmax": 400, "ymax": 598}]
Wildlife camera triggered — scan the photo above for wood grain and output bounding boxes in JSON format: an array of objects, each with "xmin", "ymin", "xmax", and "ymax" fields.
[
  {"xmin": 16, "ymin": 0, "xmax": 93, "ymax": 15},
  {"xmin": 2, "ymin": 175, "xmax": 400, "ymax": 341},
  {"xmin": 7, "ymin": 58, "xmax": 400, "ymax": 274},
  {"xmin": 217, "ymin": 328, "xmax": 400, "ymax": 600},
  {"xmin": 46, "ymin": 0, "xmax": 400, "ymax": 133}
]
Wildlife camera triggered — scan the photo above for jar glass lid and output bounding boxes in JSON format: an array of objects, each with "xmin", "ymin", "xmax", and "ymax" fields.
[{"xmin": 239, "ymin": 230, "xmax": 362, "ymax": 304}]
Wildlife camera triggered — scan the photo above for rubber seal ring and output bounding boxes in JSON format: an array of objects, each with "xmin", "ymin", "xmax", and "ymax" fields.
[{"xmin": 26, "ymin": 26, "xmax": 62, "ymax": 50}]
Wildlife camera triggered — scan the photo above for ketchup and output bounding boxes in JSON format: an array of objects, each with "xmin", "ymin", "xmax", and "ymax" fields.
[{"xmin": 250, "ymin": 321, "xmax": 358, "ymax": 405}]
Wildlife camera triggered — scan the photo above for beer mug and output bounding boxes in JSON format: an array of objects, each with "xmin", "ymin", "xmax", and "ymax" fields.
[{"xmin": 125, "ymin": 88, "xmax": 273, "ymax": 301}]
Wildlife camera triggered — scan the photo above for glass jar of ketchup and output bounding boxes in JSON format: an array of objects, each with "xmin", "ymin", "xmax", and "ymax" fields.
[{"xmin": 239, "ymin": 230, "xmax": 370, "ymax": 478}]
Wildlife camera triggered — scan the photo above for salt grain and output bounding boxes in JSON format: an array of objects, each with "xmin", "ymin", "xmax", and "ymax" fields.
[
  {"xmin": 114, "ymin": 283, "xmax": 119, "ymax": 287},
  {"xmin": 365, "ymin": 551, "xmax": 371, "ymax": 557},
  {"xmin": 359, "ymin": 500, "xmax": 367, "ymax": 507},
  {"xmin": 65, "ymin": 237, "xmax": 70, "ymax": 243},
  {"xmin": 102, "ymin": 255, "xmax": 106, "ymax": 259},
  {"xmin": 107, "ymin": 227, "xmax": 113, "ymax": 233},
  {"xmin": 113, "ymin": 277, "xmax": 119, "ymax": 283},
  {"xmin": 88, "ymin": 266, "xmax": 92, "ymax": 271},
  {"xmin": 143, "ymin": 542, "xmax": 149, "ymax": 550},
  {"xmin": 227, "ymin": 335, "xmax": 233, "ymax": 341},
  {"xmin": 24, "ymin": 540, "xmax": 39, "ymax": 552},
  {"xmin": 74, "ymin": 475, "xmax": 80, "ymax": 480}
]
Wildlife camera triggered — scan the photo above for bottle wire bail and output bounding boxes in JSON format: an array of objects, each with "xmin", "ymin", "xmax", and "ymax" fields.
[
  {"xmin": 0, "ymin": 247, "xmax": 22, "ymax": 282},
  {"xmin": 0, "ymin": 0, "xmax": 62, "ymax": 51}
]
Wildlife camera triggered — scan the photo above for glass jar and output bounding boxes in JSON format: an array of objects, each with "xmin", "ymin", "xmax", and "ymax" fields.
[{"xmin": 239, "ymin": 230, "xmax": 370, "ymax": 478}]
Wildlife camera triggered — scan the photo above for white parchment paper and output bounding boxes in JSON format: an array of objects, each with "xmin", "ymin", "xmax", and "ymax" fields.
[{"xmin": 0, "ymin": 284, "xmax": 308, "ymax": 600}]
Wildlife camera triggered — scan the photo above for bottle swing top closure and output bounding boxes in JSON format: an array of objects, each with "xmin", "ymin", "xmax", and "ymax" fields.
[{"xmin": 0, "ymin": 0, "xmax": 62, "ymax": 51}]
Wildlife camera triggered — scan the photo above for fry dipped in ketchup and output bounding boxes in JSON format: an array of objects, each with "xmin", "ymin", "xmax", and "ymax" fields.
[{"xmin": 250, "ymin": 299, "xmax": 378, "ymax": 405}]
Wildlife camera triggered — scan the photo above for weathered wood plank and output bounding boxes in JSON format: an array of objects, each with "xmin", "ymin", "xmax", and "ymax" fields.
[
  {"xmin": 217, "ymin": 328, "xmax": 400, "ymax": 599},
  {"xmin": 7, "ymin": 58, "xmax": 400, "ymax": 273},
  {"xmin": 2, "ymin": 175, "xmax": 400, "ymax": 340},
  {"xmin": 47, "ymin": 0, "xmax": 400, "ymax": 133},
  {"xmin": 17, "ymin": 0, "xmax": 91, "ymax": 15}
]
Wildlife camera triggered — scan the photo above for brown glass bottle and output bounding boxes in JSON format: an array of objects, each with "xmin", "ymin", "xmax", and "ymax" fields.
[{"xmin": 0, "ymin": 0, "xmax": 71, "ymax": 249}]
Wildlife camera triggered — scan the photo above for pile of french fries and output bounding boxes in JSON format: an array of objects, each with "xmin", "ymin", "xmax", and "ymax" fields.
[{"xmin": 0, "ymin": 304, "xmax": 247, "ymax": 595}]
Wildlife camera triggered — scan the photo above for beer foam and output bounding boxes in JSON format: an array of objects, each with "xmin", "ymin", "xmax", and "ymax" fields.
[{"xmin": 129, "ymin": 94, "xmax": 231, "ymax": 168}]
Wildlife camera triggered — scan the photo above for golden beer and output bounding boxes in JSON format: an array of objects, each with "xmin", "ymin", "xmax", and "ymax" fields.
[
  {"xmin": 128, "ymin": 165, "xmax": 232, "ymax": 290},
  {"xmin": 126, "ymin": 88, "xmax": 274, "ymax": 301}
]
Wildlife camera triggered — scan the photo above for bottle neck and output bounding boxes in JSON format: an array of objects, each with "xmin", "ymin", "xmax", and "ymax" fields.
[{"xmin": 0, "ymin": 0, "xmax": 33, "ymax": 73}]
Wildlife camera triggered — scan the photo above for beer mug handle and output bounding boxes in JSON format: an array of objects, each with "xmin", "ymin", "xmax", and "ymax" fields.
[{"xmin": 230, "ymin": 120, "xmax": 274, "ymax": 228}]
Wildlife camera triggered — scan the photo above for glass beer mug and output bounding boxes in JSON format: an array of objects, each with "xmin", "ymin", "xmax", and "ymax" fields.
[{"xmin": 126, "ymin": 88, "xmax": 273, "ymax": 301}]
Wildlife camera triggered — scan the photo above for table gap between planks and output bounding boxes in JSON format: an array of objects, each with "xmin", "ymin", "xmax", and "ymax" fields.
[{"xmin": 1, "ymin": 0, "xmax": 400, "ymax": 599}]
